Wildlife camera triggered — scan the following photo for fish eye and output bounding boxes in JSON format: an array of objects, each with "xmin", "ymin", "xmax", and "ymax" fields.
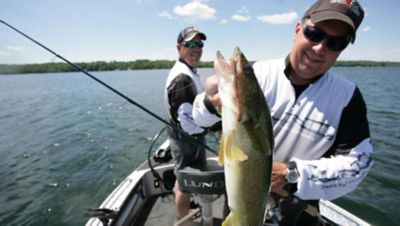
[{"xmin": 244, "ymin": 64, "xmax": 254, "ymax": 74}]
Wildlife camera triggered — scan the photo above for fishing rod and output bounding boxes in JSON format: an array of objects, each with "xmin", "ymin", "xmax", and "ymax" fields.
[{"xmin": 0, "ymin": 19, "xmax": 217, "ymax": 155}]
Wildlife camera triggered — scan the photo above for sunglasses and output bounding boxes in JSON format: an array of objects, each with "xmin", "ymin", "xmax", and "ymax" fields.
[
  {"xmin": 302, "ymin": 24, "xmax": 351, "ymax": 52},
  {"xmin": 183, "ymin": 40, "xmax": 204, "ymax": 49}
]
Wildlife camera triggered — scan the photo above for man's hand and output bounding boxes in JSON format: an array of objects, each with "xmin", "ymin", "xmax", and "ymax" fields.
[
  {"xmin": 204, "ymin": 75, "xmax": 221, "ymax": 109},
  {"xmin": 205, "ymin": 74, "xmax": 218, "ymax": 95},
  {"xmin": 271, "ymin": 161, "xmax": 288, "ymax": 193}
]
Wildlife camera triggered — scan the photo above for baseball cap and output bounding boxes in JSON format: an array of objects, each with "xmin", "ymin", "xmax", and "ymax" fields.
[
  {"xmin": 177, "ymin": 26, "xmax": 206, "ymax": 43},
  {"xmin": 302, "ymin": 0, "xmax": 364, "ymax": 43}
]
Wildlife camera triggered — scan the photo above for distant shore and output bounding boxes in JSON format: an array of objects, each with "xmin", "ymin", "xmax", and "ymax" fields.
[{"xmin": 1, "ymin": 60, "xmax": 399, "ymax": 75}]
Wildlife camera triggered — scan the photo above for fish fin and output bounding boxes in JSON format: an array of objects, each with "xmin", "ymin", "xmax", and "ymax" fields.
[
  {"xmin": 253, "ymin": 124, "xmax": 274, "ymax": 156},
  {"xmin": 218, "ymin": 135, "xmax": 225, "ymax": 165},
  {"xmin": 225, "ymin": 131, "xmax": 248, "ymax": 161},
  {"xmin": 244, "ymin": 120, "xmax": 273, "ymax": 157},
  {"xmin": 222, "ymin": 212, "xmax": 237, "ymax": 226}
]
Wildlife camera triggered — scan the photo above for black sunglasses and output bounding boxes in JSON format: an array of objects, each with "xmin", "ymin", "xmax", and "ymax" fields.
[
  {"xmin": 183, "ymin": 40, "xmax": 204, "ymax": 49},
  {"xmin": 303, "ymin": 24, "xmax": 351, "ymax": 52}
]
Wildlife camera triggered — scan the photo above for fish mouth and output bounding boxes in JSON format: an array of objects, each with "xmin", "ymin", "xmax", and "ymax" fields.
[
  {"xmin": 214, "ymin": 47, "xmax": 249, "ymax": 89},
  {"xmin": 216, "ymin": 47, "xmax": 242, "ymax": 63},
  {"xmin": 232, "ymin": 47, "xmax": 242, "ymax": 61},
  {"xmin": 216, "ymin": 50, "xmax": 225, "ymax": 61}
]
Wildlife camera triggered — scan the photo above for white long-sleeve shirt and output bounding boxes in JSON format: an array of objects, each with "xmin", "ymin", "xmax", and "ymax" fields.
[
  {"xmin": 192, "ymin": 57, "xmax": 373, "ymax": 200},
  {"xmin": 165, "ymin": 59, "xmax": 205, "ymax": 135}
]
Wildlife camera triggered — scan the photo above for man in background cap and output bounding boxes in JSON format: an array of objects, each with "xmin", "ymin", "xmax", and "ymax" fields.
[
  {"xmin": 164, "ymin": 26, "xmax": 207, "ymax": 225},
  {"xmin": 192, "ymin": 0, "xmax": 373, "ymax": 225}
]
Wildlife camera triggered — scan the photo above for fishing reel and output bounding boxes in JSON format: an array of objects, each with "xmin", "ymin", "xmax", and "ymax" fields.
[{"xmin": 153, "ymin": 146, "xmax": 172, "ymax": 163}]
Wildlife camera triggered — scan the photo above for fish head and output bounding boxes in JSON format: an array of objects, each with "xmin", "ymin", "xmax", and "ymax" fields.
[
  {"xmin": 214, "ymin": 50, "xmax": 237, "ymax": 121},
  {"xmin": 232, "ymin": 47, "xmax": 264, "ymax": 122},
  {"xmin": 214, "ymin": 50, "xmax": 234, "ymax": 94},
  {"xmin": 215, "ymin": 47, "xmax": 269, "ymax": 123},
  {"xmin": 232, "ymin": 47, "xmax": 258, "ymax": 105}
]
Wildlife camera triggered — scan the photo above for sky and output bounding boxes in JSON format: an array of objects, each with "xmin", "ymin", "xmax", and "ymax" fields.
[{"xmin": 1, "ymin": 0, "xmax": 399, "ymax": 64}]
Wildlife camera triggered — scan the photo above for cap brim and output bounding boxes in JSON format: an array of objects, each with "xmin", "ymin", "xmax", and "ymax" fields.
[
  {"xmin": 311, "ymin": 11, "xmax": 355, "ymax": 29},
  {"xmin": 183, "ymin": 31, "xmax": 207, "ymax": 42},
  {"xmin": 310, "ymin": 11, "xmax": 356, "ymax": 43}
]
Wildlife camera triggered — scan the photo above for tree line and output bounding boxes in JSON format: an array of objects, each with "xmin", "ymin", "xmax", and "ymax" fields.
[
  {"xmin": 333, "ymin": 60, "xmax": 400, "ymax": 67},
  {"xmin": 0, "ymin": 59, "xmax": 399, "ymax": 75}
]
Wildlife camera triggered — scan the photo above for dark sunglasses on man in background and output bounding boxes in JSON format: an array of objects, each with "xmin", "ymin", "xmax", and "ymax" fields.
[{"xmin": 183, "ymin": 40, "xmax": 204, "ymax": 49}]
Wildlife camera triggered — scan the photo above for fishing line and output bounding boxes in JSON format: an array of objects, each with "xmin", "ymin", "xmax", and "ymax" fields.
[{"xmin": 0, "ymin": 19, "xmax": 217, "ymax": 155}]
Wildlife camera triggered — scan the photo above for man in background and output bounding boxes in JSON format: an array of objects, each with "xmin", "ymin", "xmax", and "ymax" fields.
[{"xmin": 164, "ymin": 26, "xmax": 207, "ymax": 225}]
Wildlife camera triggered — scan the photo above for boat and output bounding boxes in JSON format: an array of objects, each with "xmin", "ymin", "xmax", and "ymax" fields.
[{"xmin": 85, "ymin": 134, "xmax": 371, "ymax": 226}]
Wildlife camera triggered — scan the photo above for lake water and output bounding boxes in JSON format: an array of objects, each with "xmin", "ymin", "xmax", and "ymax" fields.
[{"xmin": 0, "ymin": 67, "xmax": 399, "ymax": 226}]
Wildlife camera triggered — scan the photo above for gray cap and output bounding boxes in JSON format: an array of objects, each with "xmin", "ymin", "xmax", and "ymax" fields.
[
  {"xmin": 302, "ymin": 0, "xmax": 364, "ymax": 43},
  {"xmin": 177, "ymin": 26, "xmax": 206, "ymax": 43}
]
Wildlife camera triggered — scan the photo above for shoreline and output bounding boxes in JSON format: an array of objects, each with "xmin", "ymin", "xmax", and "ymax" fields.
[{"xmin": 1, "ymin": 60, "xmax": 400, "ymax": 75}]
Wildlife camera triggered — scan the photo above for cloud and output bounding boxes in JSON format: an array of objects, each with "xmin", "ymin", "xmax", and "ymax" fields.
[
  {"xmin": 6, "ymin": 46, "xmax": 24, "ymax": 51},
  {"xmin": 361, "ymin": 26, "xmax": 372, "ymax": 32},
  {"xmin": 0, "ymin": 51, "xmax": 10, "ymax": 57},
  {"xmin": 237, "ymin": 6, "xmax": 250, "ymax": 15},
  {"xmin": 0, "ymin": 46, "xmax": 23, "ymax": 59},
  {"xmin": 364, "ymin": 8, "xmax": 369, "ymax": 17},
  {"xmin": 220, "ymin": 19, "xmax": 229, "ymax": 24},
  {"xmin": 174, "ymin": 0, "xmax": 217, "ymax": 20},
  {"xmin": 232, "ymin": 14, "xmax": 251, "ymax": 22},
  {"xmin": 135, "ymin": 0, "xmax": 152, "ymax": 5},
  {"xmin": 232, "ymin": 6, "xmax": 251, "ymax": 22},
  {"xmin": 158, "ymin": 10, "xmax": 177, "ymax": 20},
  {"xmin": 257, "ymin": 11, "xmax": 298, "ymax": 25}
]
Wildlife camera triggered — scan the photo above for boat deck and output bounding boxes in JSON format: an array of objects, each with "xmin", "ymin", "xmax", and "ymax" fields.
[{"xmin": 144, "ymin": 193, "xmax": 226, "ymax": 226}]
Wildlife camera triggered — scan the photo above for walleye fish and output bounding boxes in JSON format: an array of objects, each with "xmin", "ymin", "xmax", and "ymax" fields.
[{"xmin": 216, "ymin": 47, "xmax": 274, "ymax": 226}]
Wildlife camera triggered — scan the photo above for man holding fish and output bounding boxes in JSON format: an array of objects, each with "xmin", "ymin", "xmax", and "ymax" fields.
[{"xmin": 192, "ymin": 0, "xmax": 373, "ymax": 225}]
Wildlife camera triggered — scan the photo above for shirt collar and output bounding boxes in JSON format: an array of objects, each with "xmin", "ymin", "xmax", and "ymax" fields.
[
  {"xmin": 284, "ymin": 54, "xmax": 291, "ymax": 79},
  {"xmin": 179, "ymin": 58, "xmax": 197, "ymax": 74}
]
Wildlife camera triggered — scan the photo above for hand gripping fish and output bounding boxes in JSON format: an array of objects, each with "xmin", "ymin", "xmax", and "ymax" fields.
[{"xmin": 216, "ymin": 47, "xmax": 274, "ymax": 226}]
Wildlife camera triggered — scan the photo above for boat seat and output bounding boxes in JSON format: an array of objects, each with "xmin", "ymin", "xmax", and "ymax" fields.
[
  {"xmin": 177, "ymin": 159, "xmax": 225, "ymax": 195},
  {"xmin": 142, "ymin": 167, "xmax": 175, "ymax": 198}
]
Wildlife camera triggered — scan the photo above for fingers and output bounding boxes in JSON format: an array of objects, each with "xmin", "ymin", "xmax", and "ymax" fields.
[
  {"xmin": 209, "ymin": 93, "xmax": 221, "ymax": 107},
  {"xmin": 204, "ymin": 75, "xmax": 221, "ymax": 111},
  {"xmin": 205, "ymin": 74, "xmax": 218, "ymax": 95},
  {"xmin": 270, "ymin": 161, "xmax": 288, "ymax": 192},
  {"xmin": 271, "ymin": 175, "xmax": 286, "ymax": 191}
]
